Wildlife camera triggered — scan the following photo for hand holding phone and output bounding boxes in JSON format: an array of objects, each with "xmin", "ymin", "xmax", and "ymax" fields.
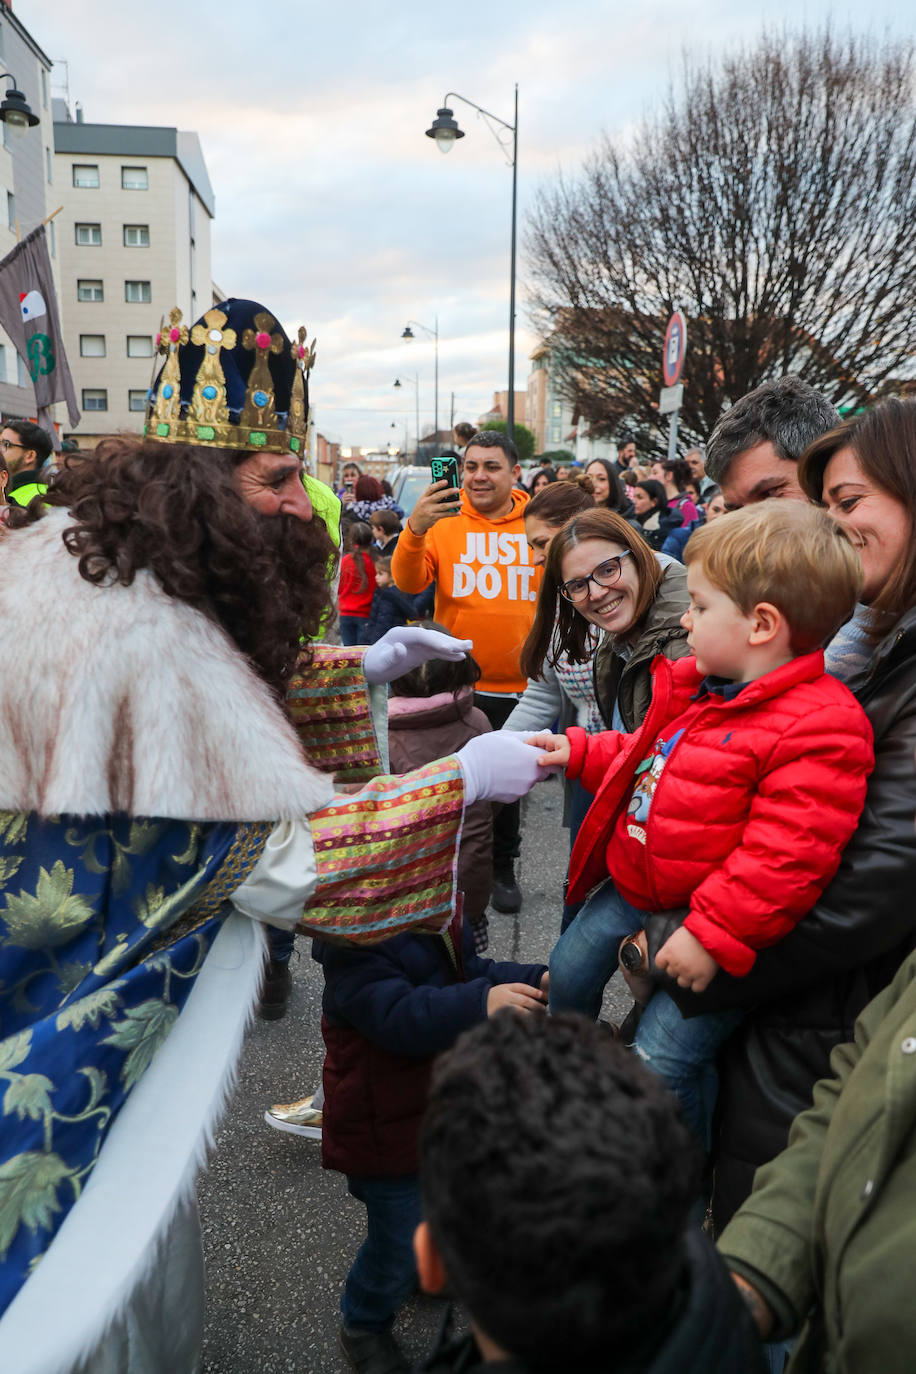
[
  {"xmin": 407, "ymin": 461, "xmax": 463, "ymax": 535},
  {"xmin": 430, "ymin": 455, "xmax": 461, "ymax": 491}
]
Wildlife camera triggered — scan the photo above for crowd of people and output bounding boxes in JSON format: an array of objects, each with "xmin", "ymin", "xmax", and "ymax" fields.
[{"xmin": 1, "ymin": 301, "xmax": 915, "ymax": 1374}]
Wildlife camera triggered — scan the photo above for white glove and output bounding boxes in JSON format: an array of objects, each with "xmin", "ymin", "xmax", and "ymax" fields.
[
  {"xmin": 455, "ymin": 731, "xmax": 557, "ymax": 806},
  {"xmin": 362, "ymin": 626, "xmax": 473, "ymax": 685}
]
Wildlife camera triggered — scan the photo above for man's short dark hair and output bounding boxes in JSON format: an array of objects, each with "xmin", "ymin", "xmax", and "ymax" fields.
[
  {"xmin": 705, "ymin": 376, "xmax": 838, "ymax": 485},
  {"xmin": 419, "ymin": 1013, "xmax": 701, "ymax": 1371},
  {"xmin": 4, "ymin": 418, "xmax": 53, "ymax": 466},
  {"xmin": 466, "ymin": 429, "xmax": 519, "ymax": 466}
]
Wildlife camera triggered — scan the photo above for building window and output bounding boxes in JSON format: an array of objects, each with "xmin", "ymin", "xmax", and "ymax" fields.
[
  {"xmin": 82, "ymin": 389, "xmax": 108, "ymax": 412},
  {"xmin": 75, "ymin": 223, "xmax": 102, "ymax": 246},
  {"xmin": 123, "ymin": 224, "xmax": 150, "ymax": 247},
  {"xmin": 49, "ymin": 219, "xmax": 56, "ymax": 259},
  {"xmin": 126, "ymin": 334, "xmax": 154, "ymax": 357},
  {"xmin": 45, "ymin": 147, "xmax": 52, "ymax": 184},
  {"xmin": 550, "ymin": 424, "xmax": 562, "ymax": 443},
  {"xmin": 551, "ymin": 400, "xmax": 562, "ymax": 418},
  {"xmin": 0, "ymin": 344, "xmax": 6, "ymax": 384},
  {"xmin": 77, "ymin": 279, "xmax": 104, "ymax": 302},
  {"xmin": 124, "ymin": 280, "xmax": 152, "ymax": 304},
  {"xmin": 79, "ymin": 334, "xmax": 106, "ymax": 358},
  {"xmin": 6, "ymin": 191, "xmax": 14, "ymax": 233},
  {"xmin": 73, "ymin": 163, "xmax": 99, "ymax": 189},
  {"xmin": 128, "ymin": 389, "xmax": 148, "ymax": 412},
  {"xmin": 41, "ymin": 69, "xmax": 48, "ymax": 108},
  {"xmin": 121, "ymin": 166, "xmax": 148, "ymax": 190},
  {"xmin": 17, "ymin": 354, "xmax": 28, "ymax": 388}
]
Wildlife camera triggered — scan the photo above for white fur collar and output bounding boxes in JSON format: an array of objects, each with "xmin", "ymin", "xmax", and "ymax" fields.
[{"xmin": 0, "ymin": 510, "xmax": 335, "ymax": 820}]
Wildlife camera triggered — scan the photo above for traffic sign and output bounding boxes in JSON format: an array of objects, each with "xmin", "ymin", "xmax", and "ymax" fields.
[
  {"xmin": 662, "ymin": 311, "xmax": 687, "ymax": 388},
  {"xmin": 658, "ymin": 383, "xmax": 684, "ymax": 415}
]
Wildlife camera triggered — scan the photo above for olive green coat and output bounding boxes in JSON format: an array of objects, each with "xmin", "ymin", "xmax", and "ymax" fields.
[
  {"xmin": 720, "ymin": 948, "xmax": 916, "ymax": 1373},
  {"xmin": 592, "ymin": 560, "xmax": 691, "ymax": 731}
]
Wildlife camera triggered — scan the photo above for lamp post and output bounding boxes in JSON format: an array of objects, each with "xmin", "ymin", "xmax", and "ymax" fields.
[
  {"xmin": 0, "ymin": 75, "xmax": 39, "ymax": 135},
  {"xmin": 401, "ymin": 316, "xmax": 438, "ymax": 444},
  {"xmin": 393, "ymin": 373, "xmax": 420, "ymax": 461},
  {"xmin": 425, "ymin": 87, "xmax": 518, "ymax": 443}
]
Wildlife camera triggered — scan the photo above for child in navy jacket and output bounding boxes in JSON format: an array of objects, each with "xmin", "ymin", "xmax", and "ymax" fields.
[
  {"xmin": 318, "ymin": 914, "xmax": 546, "ymax": 1371},
  {"xmin": 364, "ymin": 555, "xmax": 417, "ymax": 644}
]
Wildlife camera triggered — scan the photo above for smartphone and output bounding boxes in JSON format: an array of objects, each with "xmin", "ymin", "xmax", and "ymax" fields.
[{"xmin": 430, "ymin": 455, "xmax": 461, "ymax": 491}]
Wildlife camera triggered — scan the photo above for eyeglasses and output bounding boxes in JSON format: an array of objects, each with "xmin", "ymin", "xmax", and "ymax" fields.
[
  {"xmin": 560, "ymin": 549, "xmax": 633, "ymax": 603},
  {"xmin": 0, "ymin": 439, "xmax": 24, "ymax": 453}
]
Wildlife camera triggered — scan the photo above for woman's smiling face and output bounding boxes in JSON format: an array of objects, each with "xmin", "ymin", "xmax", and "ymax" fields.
[
  {"xmin": 560, "ymin": 538, "xmax": 642, "ymax": 636},
  {"xmin": 585, "ymin": 463, "xmax": 611, "ymax": 503},
  {"xmin": 822, "ymin": 446, "xmax": 911, "ymax": 604}
]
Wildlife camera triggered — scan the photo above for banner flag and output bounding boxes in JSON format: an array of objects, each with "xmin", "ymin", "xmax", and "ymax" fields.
[{"xmin": 0, "ymin": 224, "xmax": 79, "ymax": 429}]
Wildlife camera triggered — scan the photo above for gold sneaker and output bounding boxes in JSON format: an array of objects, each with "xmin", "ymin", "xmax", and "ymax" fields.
[{"xmin": 264, "ymin": 1093, "xmax": 322, "ymax": 1139}]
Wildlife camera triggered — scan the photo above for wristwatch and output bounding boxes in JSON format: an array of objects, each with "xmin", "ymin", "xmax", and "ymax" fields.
[{"xmin": 619, "ymin": 934, "xmax": 646, "ymax": 974}]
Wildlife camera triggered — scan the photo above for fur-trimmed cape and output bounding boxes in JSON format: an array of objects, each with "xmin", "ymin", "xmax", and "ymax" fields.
[{"xmin": 0, "ymin": 509, "xmax": 336, "ymax": 820}]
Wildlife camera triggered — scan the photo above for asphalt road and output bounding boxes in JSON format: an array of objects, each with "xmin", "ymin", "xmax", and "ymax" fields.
[{"xmin": 197, "ymin": 777, "xmax": 630, "ymax": 1374}]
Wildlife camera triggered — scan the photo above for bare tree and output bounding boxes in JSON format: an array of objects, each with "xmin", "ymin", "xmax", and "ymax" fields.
[{"xmin": 526, "ymin": 29, "xmax": 916, "ymax": 450}]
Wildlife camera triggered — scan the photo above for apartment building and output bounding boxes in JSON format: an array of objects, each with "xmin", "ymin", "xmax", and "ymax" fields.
[
  {"xmin": 53, "ymin": 107, "xmax": 214, "ymax": 442},
  {"xmin": 528, "ymin": 338, "xmax": 616, "ymax": 464},
  {"xmin": 0, "ymin": 6, "xmax": 61, "ymax": 422}
]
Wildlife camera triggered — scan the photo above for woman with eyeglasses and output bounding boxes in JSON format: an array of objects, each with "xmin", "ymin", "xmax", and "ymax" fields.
[{"xmin": 517, "ymin": 506, "xmax": 690, "ymax": 928}]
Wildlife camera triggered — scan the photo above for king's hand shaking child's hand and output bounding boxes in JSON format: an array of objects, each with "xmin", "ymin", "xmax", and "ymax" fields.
[{"xmin": 655, "ymin": 926, "xmax": 720, "ymax": 993}]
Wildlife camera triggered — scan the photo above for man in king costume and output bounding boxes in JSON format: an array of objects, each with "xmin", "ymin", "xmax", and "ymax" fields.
[{"xmin": 0, "ymin": 298, "xmax": 545, "ymax": 1372}]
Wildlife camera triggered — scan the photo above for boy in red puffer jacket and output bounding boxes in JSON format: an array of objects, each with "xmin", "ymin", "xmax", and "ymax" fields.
[{"xmin": 529, "ymin": 502, "xmax": 874, "ymax": 1148}]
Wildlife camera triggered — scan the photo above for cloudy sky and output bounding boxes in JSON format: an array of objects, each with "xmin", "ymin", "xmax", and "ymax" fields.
[{"xmin": 24, "ymin": 0, "xmax": 909, "ymax": 449}]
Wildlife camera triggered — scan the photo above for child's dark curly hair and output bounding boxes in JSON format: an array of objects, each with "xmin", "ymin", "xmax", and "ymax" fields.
[{"xmin": 419, "ymin": 1013, "xmax": 701, "ymax": 1370}]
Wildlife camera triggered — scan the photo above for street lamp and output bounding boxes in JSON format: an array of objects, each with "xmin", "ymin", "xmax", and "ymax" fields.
[
  {"xmin": 393, "ymin": 373, "xmax": 420, "ymax": 461},
  {"xmin": 0, "ymin": 75, "xmax": 39, "ymax": 135},
  {"xmin": 425, "ymin": 87, "xmax": 518, "ymax": 442},
  {"xmin": 401, "ymin": 317, "xmax": 438, "ymax": 443}
]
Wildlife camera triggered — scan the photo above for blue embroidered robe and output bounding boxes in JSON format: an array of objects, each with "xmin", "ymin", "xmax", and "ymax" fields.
[{"xmin": 0, "ymin": 812, "xmax": 269, "ymax": 1316}]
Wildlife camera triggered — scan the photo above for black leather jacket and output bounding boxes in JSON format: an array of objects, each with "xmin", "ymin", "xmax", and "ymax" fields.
[{"xmin": 647, "ymin": 607, "xmax": 916, "ymax": 1229}]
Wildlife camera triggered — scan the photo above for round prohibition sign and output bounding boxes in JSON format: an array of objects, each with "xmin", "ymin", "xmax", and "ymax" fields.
[{"xmin": 662, "ymin": 312, "xmax": 688, "ymax": 388}]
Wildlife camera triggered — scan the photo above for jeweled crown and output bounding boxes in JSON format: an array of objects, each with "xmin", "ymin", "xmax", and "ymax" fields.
[{"xmin": 144, "ymin": 299, "xmax": 317, "ymax": 455}]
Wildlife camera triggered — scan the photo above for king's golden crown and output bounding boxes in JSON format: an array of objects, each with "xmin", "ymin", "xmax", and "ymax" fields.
[{"xmin": 144, "ymin": 306, "xmax": 317, "ymax": 455}]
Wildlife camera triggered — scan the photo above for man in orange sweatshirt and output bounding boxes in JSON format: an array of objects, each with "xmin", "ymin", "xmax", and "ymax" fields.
[{"xmin": 391, "ymin": 430, "xmax": 541, "ymax": 912}]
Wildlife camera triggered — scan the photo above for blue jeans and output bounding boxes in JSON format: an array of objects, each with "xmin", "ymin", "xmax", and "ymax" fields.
[
  {"xmin": 561, "ymin": 779, "xmax": 594, "ymax": 933},
  {"xmin": 549, "ymin": 880, "xmax": 742, "ymax": 1148},
  {"xmin": 266, "ymin": 924, "xmax": 295, "ymax": 965},
  {"xmin": 339, "ymin": 615, "xmax": 369, "ymax": 646},
  {"xmin": 341, "ymin": 1174, "xmax": 422, "ymax": 1332}
]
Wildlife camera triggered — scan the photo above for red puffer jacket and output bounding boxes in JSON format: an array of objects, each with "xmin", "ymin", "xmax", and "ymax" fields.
[{"xmin": 565, "ymin": 652, "xmax": 874, "ymax": 976}]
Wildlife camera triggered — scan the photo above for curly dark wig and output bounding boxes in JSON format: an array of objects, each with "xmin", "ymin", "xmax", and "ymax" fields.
[{"xmin": 42, "ymin": 437, "xmax": 338, "ymax": 699}]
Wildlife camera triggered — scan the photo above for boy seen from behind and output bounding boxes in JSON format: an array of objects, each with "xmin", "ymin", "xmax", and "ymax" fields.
[{"xmin": 416, "ymin": 1013, "xmax": 766, "ymax": 1373}]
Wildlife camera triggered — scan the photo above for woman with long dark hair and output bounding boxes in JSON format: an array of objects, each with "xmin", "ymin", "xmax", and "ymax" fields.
[
  {"xmin": 522, "ymin": 507, "xmax": 690, "ymax": 737},
  {"xmin": 514, "ymin": 497, "xmax": 690, "ymax": 928},
  {"xmin": 584, "ymin": 457, "xmax": 632, "ymax": 516},
  {"xmin": 630, "ymin": 479, "xmax": 668, "ymax": 551},
  {"xmin": 528, "ymin": 467, "xmax": 558, "ymax": 496}
]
